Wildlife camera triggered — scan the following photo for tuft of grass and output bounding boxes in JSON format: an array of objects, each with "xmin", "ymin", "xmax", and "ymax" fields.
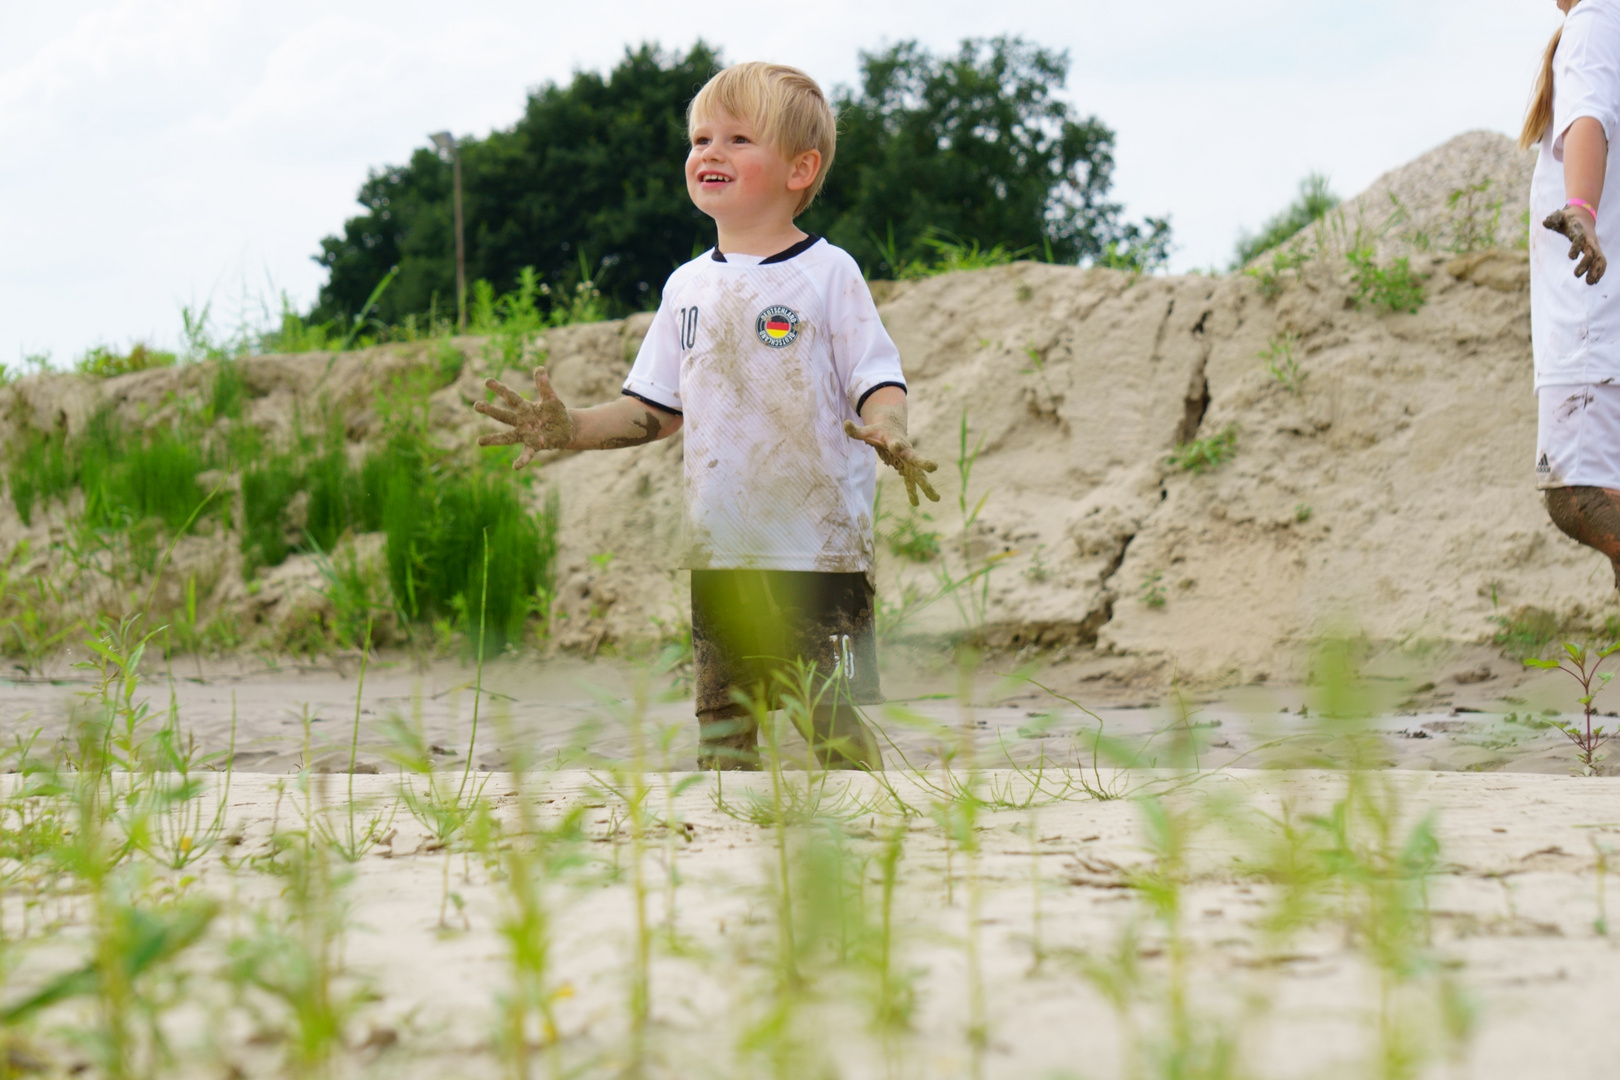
[
  {"xmin": 1260, "ymin": 332, "xmax": 1304, "ymax": 394},
  {"xmin": 1245, "ymin": 247, "xmax": 1309, "ymax": 301},
  {"xmin": 1167, "ymin": 425, "xmax": 1237, "ymax": 474},
  {"xmin": 74, "ymin": 342, "xmax": 178, "ymax": 380},
  {"xmin": 1347, "ymin": 247, "xmax": 1425, "ymax": 314},
  {"xmin": 1490, "ymin": 604, "xmax": 1559, "ymax": 661},
  {"xmin": 895, "ymin": 233, "xmax": 1026, "ymax": 280},
  {"xmin": 1139, "ymin": 570, "xmax": 1167, "ymax": 609},
  {"xmin": 1444, "ymin": 180, "xmax": 1504, "ymax": 255},
  {"xmin": 884, "ymin": 514, "xmax": 940, "ymax": 562},
  {"xmin": 1234, "ymin": 172, "xmax": 1339, "ymax": 268}
]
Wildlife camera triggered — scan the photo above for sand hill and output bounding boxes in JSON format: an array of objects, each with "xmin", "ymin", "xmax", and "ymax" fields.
[{"xmin": 2, "ymin": 131, "xmax": 1599, "ymax": 683}]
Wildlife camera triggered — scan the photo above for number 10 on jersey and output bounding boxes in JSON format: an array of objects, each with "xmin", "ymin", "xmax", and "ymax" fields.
[{"xmin": 678, "ymin": 306, "xmax": 699, "ymax": 350}]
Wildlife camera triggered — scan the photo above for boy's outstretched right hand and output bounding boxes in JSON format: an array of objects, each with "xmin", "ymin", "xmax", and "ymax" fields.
[
  {"xmin": 843, "ymin": 417, "xmax": 940, "ymax": 508},
  {"xmin": 474, "ymin": 367, "xmax": 576, "ymax": 469}
]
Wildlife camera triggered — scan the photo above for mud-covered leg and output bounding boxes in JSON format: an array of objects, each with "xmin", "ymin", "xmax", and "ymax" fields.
[
  {"xmin": 1545, "ymin": 486, "xmax": 1620, "ymax": 590},
  {"xmin": 696, "ymin": 705, "xmax": 760, "ymax": 771},
  {"xmin": 809, "ymin": 704, "xmax": 883, "ymax": 771}
]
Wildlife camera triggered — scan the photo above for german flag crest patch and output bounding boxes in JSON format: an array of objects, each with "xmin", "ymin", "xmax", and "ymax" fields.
[{"xmin": 755, "ymin": 305, "xmax": 800, "ymax": 348}]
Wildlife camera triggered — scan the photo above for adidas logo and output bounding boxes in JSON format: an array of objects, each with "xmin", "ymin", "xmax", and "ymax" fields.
[{"xmin": 1536, "ymin": 452, "xmax": 1551, "ymax": 474}]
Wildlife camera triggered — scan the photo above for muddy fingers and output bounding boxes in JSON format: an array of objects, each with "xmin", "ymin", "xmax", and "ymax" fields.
[
  {"xmin": 843, "ymin": 418, "xmax": 940, "ymax": 506},
  {"xmin": 473, "ymin": 367, "xmax": 576, "ymax": 468},
  {"xmin": 1544, "ymin": 208, "xmax": 1608, "ymax": 286}
]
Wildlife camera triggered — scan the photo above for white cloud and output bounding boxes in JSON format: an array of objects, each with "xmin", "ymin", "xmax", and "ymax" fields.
[{"xmin": 0, "ymin": 0, "xmax": 1571, "ymax": 366}]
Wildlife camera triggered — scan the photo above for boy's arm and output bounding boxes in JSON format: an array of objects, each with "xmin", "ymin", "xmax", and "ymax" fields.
[
  {"xmin": 843, "ymin": 385, "xmax": 940, "ymax": 507},
  {"xmin": 475, "ymin": 367, "xmax": 682, "ymax": 469}
]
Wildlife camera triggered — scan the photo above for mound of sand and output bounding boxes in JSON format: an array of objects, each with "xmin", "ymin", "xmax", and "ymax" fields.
[
  {"xmin": 2, "ymin": 131, "xmax": 1602, "ymax": 683},
  {"xmin": 1256, "ymin": 130, "xmax": 1536, "ymax": 267}
]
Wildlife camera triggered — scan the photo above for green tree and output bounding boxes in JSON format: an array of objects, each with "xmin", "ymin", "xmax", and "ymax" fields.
[
  {"xmin": 805, "ymin": 37, "xmax": 1171, "ymax": 275},
  {"xmin": 311, "ymin": 36, "xmax": 1172, "ymax": 324},
  {"xmin": 312, "ymin": 43, "xmax": 721, "ymax": 325},
  {"xmin": 1232, "ymin": 173, "xmax": 1339, "ymax": 268}
]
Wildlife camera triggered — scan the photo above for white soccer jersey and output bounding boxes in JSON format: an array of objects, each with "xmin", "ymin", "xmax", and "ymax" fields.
[
  {"xmin": 623, "ymin": 235, "xmax": 907, "ymax": 573},
  {"xmin": 1531, "ymin": 0, "xmax": 1620, "ymax": 389}
]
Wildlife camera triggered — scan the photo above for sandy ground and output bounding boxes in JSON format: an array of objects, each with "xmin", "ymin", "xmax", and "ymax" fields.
[
  {"xmin": 5, "ymin": 763, "xmax": 1620, "ymax": 1079},
  {"xmin": 8, "ymin": 650, "xmax": 1620, "ymax": 1076}
]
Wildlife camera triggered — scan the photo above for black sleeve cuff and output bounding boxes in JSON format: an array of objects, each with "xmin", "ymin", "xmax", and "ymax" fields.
[
  {"xmin": 855, "ymin": 381, "xmax": 908, "ymax": 415},
  {"xmin": 622, "ymin": 388, "xmax": 683, "ymax": 416}
]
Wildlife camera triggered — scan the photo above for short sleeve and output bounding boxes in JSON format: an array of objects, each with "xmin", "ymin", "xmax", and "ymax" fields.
[
  {"xmin": 822, "ymin": 251, "xmax": 907, "ymax": 416},
  {"xmin": 1553, "ymin": 3, "xmax": 1620, "ymax": 156},
  {"xmin": 622, "ymin": 287, "xmax": 685, "ymax": 415}
]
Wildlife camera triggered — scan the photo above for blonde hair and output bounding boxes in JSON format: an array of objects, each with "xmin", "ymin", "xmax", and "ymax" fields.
[
  {"xmin": 689, "ymin": 62, "xmax": 837, "ymax": 215},
  {"xmin": 1521, "ymin": 5, "xmax": 1580, "ymax": 151}
]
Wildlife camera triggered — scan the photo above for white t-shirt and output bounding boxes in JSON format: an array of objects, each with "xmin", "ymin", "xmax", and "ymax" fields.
[
  {"xmin": 1531, "ymin": 0, "xmax": 1620, "ymax": 389},
  {"xmin": 623, "ymin": 235, "xmax": 907, "ymax": 572}
]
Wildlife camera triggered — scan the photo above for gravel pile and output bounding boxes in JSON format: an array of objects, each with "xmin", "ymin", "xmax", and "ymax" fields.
[{"xmin": 1268, "ymin": 130, "xmax": 1536, "ymax": 265}]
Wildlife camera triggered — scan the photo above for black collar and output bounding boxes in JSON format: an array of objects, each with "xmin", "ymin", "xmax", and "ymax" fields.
[{"xmin": 711, "ymin": 233, "xmax": 822, "ymax": 264}]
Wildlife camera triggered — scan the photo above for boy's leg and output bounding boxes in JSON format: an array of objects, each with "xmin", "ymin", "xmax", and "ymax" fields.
[
  {"xmin": 691, "ymin": 569, "xmax": 771, "ymax": 771},
  {"xmin": 696, "ymin": 704, "xmax": 760, "ymax": 770},
  {"xmin": 1545, "ymin": 487, "xmax": 1620, "ymax": 589},
  {"xmin": 809, "ymin": 703, "xmax": 883, "ymax": 770}
]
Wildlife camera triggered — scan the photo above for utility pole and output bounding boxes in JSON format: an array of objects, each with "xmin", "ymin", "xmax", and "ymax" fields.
[{"xmin": 429, "ymin": 131, "xmax": 466, "ymax": 331}]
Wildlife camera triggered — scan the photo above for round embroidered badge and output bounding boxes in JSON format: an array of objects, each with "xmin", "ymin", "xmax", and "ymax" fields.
[{"xmin": 755, "ymin": 305, "xmax": 800, "ymax": 348}]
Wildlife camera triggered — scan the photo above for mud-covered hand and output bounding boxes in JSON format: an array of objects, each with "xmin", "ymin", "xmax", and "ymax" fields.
[
  {"xmin": 1544, "ymin": 207, "xmax": 1608, "ymax": 285},
  {"xmin": 474, "ymin": 367, "xmax": 576, "ymax": 469},
  {"xmin": 843, "ymin": 414, "xmax": 940, "ymax": 507}
]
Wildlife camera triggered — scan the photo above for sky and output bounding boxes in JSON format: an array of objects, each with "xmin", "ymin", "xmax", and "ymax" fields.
[{"xmin": 0, "ymin": 0, "xmax": 1566, "ymax": 369}]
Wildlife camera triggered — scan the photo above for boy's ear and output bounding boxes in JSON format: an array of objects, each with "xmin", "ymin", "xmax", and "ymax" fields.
[{"xmin": 785, "ymin": 148, "xmax": 822, "ymax": 193}]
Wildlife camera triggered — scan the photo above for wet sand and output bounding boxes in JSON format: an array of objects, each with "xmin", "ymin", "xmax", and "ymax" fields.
[{"xmin": 1, "ymin": 650, "xmax": 1609, "ymax": 777}]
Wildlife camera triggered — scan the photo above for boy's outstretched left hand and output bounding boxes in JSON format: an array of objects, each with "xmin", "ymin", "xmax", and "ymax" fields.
[
  {"xmin": 844, "ymin": 416, "xmax": 940, "ymax": 507},
  {"xmin": 474, "ymin": 367, "xmax": 576, "ymax": 469}
]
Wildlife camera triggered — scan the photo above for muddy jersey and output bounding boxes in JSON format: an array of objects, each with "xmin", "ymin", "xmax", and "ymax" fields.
[{"xmin": 622, "ymin": 234, "xmax": 906, "ymax": 572}]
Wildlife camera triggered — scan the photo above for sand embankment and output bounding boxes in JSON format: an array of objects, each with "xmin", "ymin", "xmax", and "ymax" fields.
[{"xmin": 2, "ymin": 131, "xmax": 1598, "ymax": 682}]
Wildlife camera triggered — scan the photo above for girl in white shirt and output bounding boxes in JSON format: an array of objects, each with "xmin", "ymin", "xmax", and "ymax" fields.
[{"xmin": 1527, "ymin": 0, "xmax": 1620, "ymax": 588}]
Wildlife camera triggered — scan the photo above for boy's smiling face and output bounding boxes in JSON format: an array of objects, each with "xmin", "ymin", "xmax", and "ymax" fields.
[{"xmin": 686, "ymin": 108, "xmax": 820, "ymax": 237}]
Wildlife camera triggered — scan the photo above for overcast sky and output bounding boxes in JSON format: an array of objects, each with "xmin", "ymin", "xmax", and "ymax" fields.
[{"xmin": 1, "ymin": 1, "xmax": 1563, "ymax": 368}]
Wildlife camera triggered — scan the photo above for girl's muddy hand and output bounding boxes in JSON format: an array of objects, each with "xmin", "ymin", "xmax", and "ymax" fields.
[
  {"xmin": 474, "ymin": 367, "xmax": 576, "ymax": 469},
  {"xmin": 843, "ymin": 418, "xmax": 940, "ymax": 507},
  {"xmin": 1545, "ymin": 207, "xmax": 1608, "ymax": 285}
]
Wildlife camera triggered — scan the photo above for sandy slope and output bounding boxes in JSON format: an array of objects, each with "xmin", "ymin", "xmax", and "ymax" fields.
[{"xmin": 1, "ymin": 131, "xmax": 1604, "ymax": 686}]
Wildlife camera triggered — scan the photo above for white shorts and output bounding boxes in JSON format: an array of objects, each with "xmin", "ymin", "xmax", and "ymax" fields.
[{"xmin": 1536, "ymin": 384, "xmax": 1620, "ymax": 489}]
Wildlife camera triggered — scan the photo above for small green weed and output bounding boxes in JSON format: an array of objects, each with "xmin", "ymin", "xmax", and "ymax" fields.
[
  {"xmin": 1260, "ymin": 333, "xmax": 1303, "ymax": 394},
  {"xmin": 885, "ymin": 514, "xmax": 940, "ymax": 562},
  {"xmin": 1234, "ymin": 172, "xmax": 1339, "ymax": 267},
  {"xmin": 1490, "ymin": 603, "xmax": 1559, "ymax": 661},
  {"xmin": 1347, "ymin": 247, "xmax": 1425, "ymax": 313},
  {"xmin": 74, "ymin": 343, "xmax": 178, "ymax": 379},
  {"xmin": 1167, "ymin": 425, "xmax": 1237, "ymax": 474},
  {"xmin": 1139, "ymin": 570, "xmax": 1166, "ymax": 609},
  {"xmin": 896, "ymin": 233, "xmax": 1025, "ymax": 280},
  {"xmin": 1445, "ymin": 180, "xmax": 1503, "ymax": 255},
  {"xmin": 1524, "ymin": 641, "xmax": 1620, "ymax": 774},
  {"xmin": 1244, "ymin": 247, "xmax": 1308, "ymax": 301}
]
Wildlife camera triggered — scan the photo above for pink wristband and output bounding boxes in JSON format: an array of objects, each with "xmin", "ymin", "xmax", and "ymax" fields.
[{"xmin": 1568, "ymin": 197, "xmax": 1599, "ymax": 217}]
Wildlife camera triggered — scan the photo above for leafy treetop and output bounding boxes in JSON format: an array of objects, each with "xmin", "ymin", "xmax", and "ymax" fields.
[{"xmin": 312, "ymin": 37, "xmax": 1171, "ymax": 325}]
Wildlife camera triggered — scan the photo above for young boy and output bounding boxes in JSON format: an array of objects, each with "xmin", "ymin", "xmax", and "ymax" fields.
[{"xmin": 472, "ymin": 62, "xmax": 938, "ymax": 770}]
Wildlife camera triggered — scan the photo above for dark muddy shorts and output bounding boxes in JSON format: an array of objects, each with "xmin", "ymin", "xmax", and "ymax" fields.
[{"xmin": 691, "ymin": 569, "xmax": 884, "ymax": 717}]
